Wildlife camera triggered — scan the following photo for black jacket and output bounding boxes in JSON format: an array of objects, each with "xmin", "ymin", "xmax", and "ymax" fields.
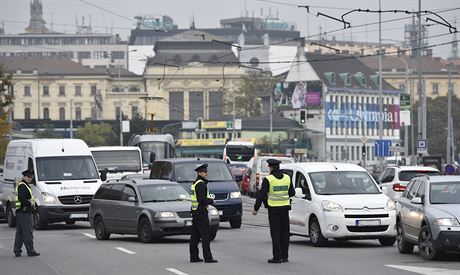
[
  {"xmin": 192, "ymin": 176, "xmax": 214, "ymax": 215},
  {"xmin": 254, "ymin": 169, "xmax": 295, "ymax": 212},
  {"xmin": 17, "ymin": 180, "xmax": 33, "ymax": 213}
]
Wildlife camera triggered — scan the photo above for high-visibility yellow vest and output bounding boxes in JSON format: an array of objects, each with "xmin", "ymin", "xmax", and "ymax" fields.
[
  {"xmin": 191, "ymin": 179, "xmax": 210, "ymax": 211},
  {"xmin": 15, "ymin": 181, "xmax": 36, "ymax": 210},
  {"xmin": 266, "ymin": 174, "xmax": 291, "ymax": 207}
]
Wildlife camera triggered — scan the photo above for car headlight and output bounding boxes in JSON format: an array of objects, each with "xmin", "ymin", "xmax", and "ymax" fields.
[
  {"xmin": 42, "ymin": 192, "xmax": 59, "ymax": 204},
  {"xmin": 155, "ymin": 211, "xmax": 175, "ymax": 218},
  {"xmin": 322, "ymin": 200, "xmax": 343, "ymax": 212},
  {"xmin": 386, "ymin": 199, "xmax": 396, "ymax": 211},
  {"xmin": 208, "ymin": 206, "xmax": 219, "ymax": 216},
  {"xmin": 230, "ymin": 191, "xmax": 241, "ymax": 199},
  {"xmin": 433, "ymin": 218, "xmax": 460, "ymax": 227}
]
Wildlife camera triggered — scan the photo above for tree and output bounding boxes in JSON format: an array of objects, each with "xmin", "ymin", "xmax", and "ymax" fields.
[
  {"xmin": 0, "ymin": 64, "xmax": 14, "ymax": 162},
  {"xmin": 76, "ymin": 122, "xmax": 117, "ymax": 146},
  {"xmin": 35, "ymin": 123, "xmax": 63, "ymax": 138},
  {"xmin": 225, "ymin": 73, "xmax": 278, "ymax": 117}
]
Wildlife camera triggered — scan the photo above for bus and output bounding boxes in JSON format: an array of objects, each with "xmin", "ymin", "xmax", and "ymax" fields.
[
  {"xmin": 223, "ymin": 139, "xmax": 257, "ymax": 167},
  {"xmin": 90, "ymin": 146, "xmax": 143, "ymax": 181},
  {"xmin": 128, "ymin": 134, "xmax": 175, "ymax": 171}
]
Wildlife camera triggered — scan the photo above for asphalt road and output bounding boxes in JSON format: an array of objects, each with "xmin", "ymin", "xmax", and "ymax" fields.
[{"xmin": 0, "ymin": 196, "xmax": 458, "ymax": 275}]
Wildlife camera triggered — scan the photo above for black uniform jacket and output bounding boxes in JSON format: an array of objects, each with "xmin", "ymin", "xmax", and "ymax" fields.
[
  {"xmin": 17, "ymin": 181, "xmax": 33, "ymax": 213},
  {"xmin": 254, "ymin": 169, "xmax": 295, "ymax": 212},
  {"xmin": 192, "ymin": 176, "xmax": 214, "ymax": 215}
]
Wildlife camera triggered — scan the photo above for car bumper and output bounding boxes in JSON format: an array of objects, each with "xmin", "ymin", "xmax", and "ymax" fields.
[
  {"xmin": 321, "ymin": 211, "xmax": 397, "ymax": 239},
  {"xmin": 433, "ymin": 230, "xmax": 460, "ymax": 252},
  {"xmin": 38, "ymin": 205, "xmax": 89, "ymax": 224},
  {"xmin": 214, "ymin": 199, "xmax": 242, "ymax": 222}
]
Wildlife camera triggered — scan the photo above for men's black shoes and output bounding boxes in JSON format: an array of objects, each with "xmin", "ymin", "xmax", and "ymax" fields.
[
  {"xmin": 190, "ymin": 258, "xmax": 204, "ymax": 263},
  {"xmin": 268, "ymin": 258, "xmax": 282, "ymax": 263},
  {"xmin": 205, "ymin": 259, "xmax": 218, "ymax": 263},
  {"xmin": 27, "ymin": 252, "xmax": 40, "ymax": 257},
  {"xmin": 282, "ymin": 258, "xmax": 289, "ymax": 263},
  {"xmin": 14, "ymin": 254, "xmax": 21, "ymax": 257}
]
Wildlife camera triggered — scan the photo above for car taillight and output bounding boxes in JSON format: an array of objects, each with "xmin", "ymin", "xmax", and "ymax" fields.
[
  {"xmin": 393, "ymin": 183, "xmax": 406, "ymax": 192},
  {"xmin": 256, "ymin": 173, "xmax": 260, "ymax": 189}
]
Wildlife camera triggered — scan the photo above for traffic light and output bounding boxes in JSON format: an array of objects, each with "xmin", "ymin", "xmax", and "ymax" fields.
[
  {"xmin": 362, "ymin": 145, "xmax": 366, "ymax": 158},
  {"xmin": 299, "ymin": 109, "xmax": 306, "ymax": 124},
  {"xmin": 197, "ymin": 117, "xmax": 203, "ymax": 131}
]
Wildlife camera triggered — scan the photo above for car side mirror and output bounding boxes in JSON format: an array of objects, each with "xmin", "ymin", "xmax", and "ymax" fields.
[
  {"xmin": 411, "ymin": 197, "xmax": 423, "ymax": 204},
  {"xmin": 295, "ymin": 188, "xmax": 303, "ymax": 198},
  {"xmin": 127, "ymin": 196, "xmax": 138, "ymax": 202}
]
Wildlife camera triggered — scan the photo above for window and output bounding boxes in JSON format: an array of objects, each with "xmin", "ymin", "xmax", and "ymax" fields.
[
  {"xmin": 115, "ymin": 106, "xmax": 121, "ymax": 120},
  {"xmin": 93, "ymin": 184, "xmax": 124, "ymax": 200},
  {"xmin": 405, "ymin": 180, "xmax": 421, "ymax": 200},
  {"xmin": 170, "ymin": 91, "xmax": 184, "ymax": 120},
  {"xmin": 209, "ymin": 91, "xmax": 224, "ymax": 120},
  {"xmin": 77, "ymin": 51, "xmax": 91, "ymax": 59},
  {"xmin": 415, "ymin": 182, "xmax": 425, "ymax": 198},
  {"xmin": 43, "ymin": 108, "xmax": 50, "ymax": 119},
  {"xmin": 59, "ymin": 85, "xmax": 65, "ymax": 96},
  {"xmin": 189, "ymin": 91, "xmax": 203, "ymax": 120},
  {"xmin": 432, "ymin": 83, "xmax": 439, "ymax": 94},
  {"xmin": 24, "ymin": 85, "xmax": 31, "ymax": 96},
  {"xmin": 24, "ymin": 108, "xmax": 31, "ymax": 120},
  {"xmin": 59, "ymin": 107, "xmax": 65, "ymax": 120},
  {"xmin": 91, "ymin": 106, "xmax": 97, "ymax": 120},
  {"xmin": 75, "ymin": 107, "xmax": 82, "ymax": 120},
  {"xmin": 131, "ymin": 106, "xmax": 138, "ymax": 119},
  {"xmin": 75, "ymin": 85, "xmax": 82, "ymax": 96},
  {"xmin": 90, "ymin": 85, "xmax": 97, "ymax": 96},
  {"xmin": 43, "ymin": 86, "xmax": 49, "ymax": 96},
  {"xmin": 122, "ymin": 185, "xmax": 137, "ymax": 201},
  {"xmin": 111, "ymin": 51, "xmax": 124, "ymax": 59}
]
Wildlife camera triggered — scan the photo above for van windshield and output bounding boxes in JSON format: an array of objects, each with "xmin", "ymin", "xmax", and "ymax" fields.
[
  {"xmin": 92, "ymin": 150, "xmax": 141, "ymax": 173},
  {"xmin": 36, "ymin": 156, "xmax": 99, "ymax": 181},
  {"xmin": 309, "ymin": 171, "xmax": 380, "ymax": 195},
  {"xmin": 174, "ymin": 162, "xmax": 234, "ymax": 182}
]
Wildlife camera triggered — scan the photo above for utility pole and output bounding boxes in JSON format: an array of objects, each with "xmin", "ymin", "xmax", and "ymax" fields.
[
  {"xmin": 417, "ymin": 0, "xmax": 426, "ymax": 164},
  {"xmin": 70, "ymin": 99, "xmax": 73, "ymax": 138},
  {"xmin": 378, "ymin": 0, "xmax": 384, "ymax": 171},
  {"xmin": 118, "ymin": 62, "xmax": 123, "ymax": 146},
  {"xmin": 447, "ymin": 60, "xmax": 453, "ymax": 164}
]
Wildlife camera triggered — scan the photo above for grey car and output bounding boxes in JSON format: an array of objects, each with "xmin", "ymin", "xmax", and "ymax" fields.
[
  {"xmin": 88, "ymin": 179, "xmax": 220, "ymax": 243},
  {"xmin": 396, "ymin": 175, "xmax": 460, "ymax": 260}
]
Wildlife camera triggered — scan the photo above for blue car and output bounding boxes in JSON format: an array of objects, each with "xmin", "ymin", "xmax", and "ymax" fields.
[{"xmin": 150, "ymin": 158, "xmax": 243, "ymax": 228}]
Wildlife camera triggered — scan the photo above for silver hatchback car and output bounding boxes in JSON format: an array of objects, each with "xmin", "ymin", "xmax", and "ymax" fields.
[
  {"xmin": 396, "ymin": 175, "xmax": 460, "ymax": 260},
  {"xmin": 89, "ymin": 179, "xmax": 220, "ymax": 242}
]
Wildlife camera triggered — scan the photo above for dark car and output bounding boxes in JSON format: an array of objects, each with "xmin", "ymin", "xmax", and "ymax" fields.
[
  {"xmin": 88, "ymin": 179, "xmax": 220, "ymax": 242},
  {"xmin": 150, "ymin": 158, "xmax": 243, "ymax": 228}
]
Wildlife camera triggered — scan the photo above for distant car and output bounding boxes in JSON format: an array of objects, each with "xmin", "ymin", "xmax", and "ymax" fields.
[
  {"xmin": 88, "ymin": 179, "xmax": 220, "ymax": 242},
  {"xmin": 248, "ymin": 155, "xmax": 294, "ymax": 197},
  {"xmin": 241, "ymin": 168, "xmax": 251, "ymax": 195},
  {"xmin": 228, "ymin": 163, "xmax": 248, "ymax": 191},
  {"xmin": 396, "ymin": 175, "xmax": 460, "ymax": 260},
  {"xmin": 377, "ymin": 166, "xmax": 440, "ymax": 202}
]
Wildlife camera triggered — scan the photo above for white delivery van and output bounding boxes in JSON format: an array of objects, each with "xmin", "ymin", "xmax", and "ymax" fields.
[
  {"xmin": 248, "ymin": 155, "xmax": 294, "ymax": 197},
  {"xmin": 2, "ymin": 139, "xmax": 103, "ymax": 229},
  {"xmin": 90, "ymin": 146, "xmax": 143, "ymax": 181}
]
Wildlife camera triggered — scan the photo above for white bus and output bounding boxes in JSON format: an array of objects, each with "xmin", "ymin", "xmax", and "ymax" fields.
[
  {"xmin": 90, "ymin": 146, "xmax": 143, "ymax": 181},
  {"xmin": 128, "ymin": 134, "xmax": 175, "ymax": 172},
  {"xmin": 223, "ymin": 139, "xmax": 257, "ymax": 167}
]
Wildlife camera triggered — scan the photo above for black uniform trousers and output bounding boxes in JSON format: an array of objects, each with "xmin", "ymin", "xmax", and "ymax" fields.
[
  {"xmin": 268, "ymin": 208, "xmax": 290, "ymax": 260},
  {"xmin": 189, "ymin": 212, "xmax": 213, "ymax": 261},
  {"xmin": 14, "ymin": 212, "xmax": 36, "ymax": 255}
]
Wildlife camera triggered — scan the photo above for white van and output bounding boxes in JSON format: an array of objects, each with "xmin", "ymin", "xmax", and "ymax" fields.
[
  {"xmin": 248, "ymin": 155, "xmax": 294, "ymax": 197},
  {"xmin": 1, "ymin": 139, "xmax": 103, "ymax": 229},
  {"xmin": 281, "ymin": 162, "xmax": 397, "ymax": 247},
  {"xmin": 90, "ymin": 146, "xmax": 143, "ymax": 181}
]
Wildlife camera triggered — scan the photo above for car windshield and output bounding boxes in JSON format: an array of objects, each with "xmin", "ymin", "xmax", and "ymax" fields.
[
  {"xmin": 309, "ymin": 171, "xmax": 380, "ymax": 195},
  {"xmin": 174, "ymin": 162, "xmax": 233, "ymax": 182},
  {"xmin": 36, "ymin": 156, "xmax": 99, "ymax": 181},
  {"xmin": 430, "ymin": 181, "xmax": 460, "ymax": 204},
  {"xmin": 399, "ymin": 170, "xmax": 440, "ymax": 181},
  {"xmin": 92, "ymin": 150, "xmax": 142, "ymax": 172},
  {"xmin": 139, "ymin": 184, "xmax": 190, "ymax": 202}
]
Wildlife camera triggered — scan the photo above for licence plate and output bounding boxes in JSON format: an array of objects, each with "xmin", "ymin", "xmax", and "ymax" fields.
[
  {"xmin": 356, "ymin": 219, "xmax": 381, "ymax": 226},
  {"xmin": 218, "ymin": 210, "xmax": 223, "ymax": 216},
  {"xmin": 70, "ymin": 213, "xmax": 87, "ymax": 219},
  {"xmin": 185, "ymin": 220, "xmax": 192, "ymax": 226}
]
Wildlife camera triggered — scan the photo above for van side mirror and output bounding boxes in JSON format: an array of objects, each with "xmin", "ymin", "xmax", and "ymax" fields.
[
  {"xmin": 100, "ymin": 169, "xmax": 107, "ymax": 181},
  {"xmin": 127, "ymin": 196, "xmax": 138, "ymax": 202},
  {"xmin": 149, "ymin": 152, "xmax": 156, "ymax": 163},
  {"xmin": 411, "ymin": 197, "xmax": 423, "ymax": 204},
  {"xmin": 295, "ymin": 188, "xmax": 303, "ymax": 198}
]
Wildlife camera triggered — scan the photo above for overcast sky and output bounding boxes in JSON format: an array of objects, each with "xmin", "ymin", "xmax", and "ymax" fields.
[{"xmin": 1, "ymin": 0, "xmax": 458, "ymax": 58}]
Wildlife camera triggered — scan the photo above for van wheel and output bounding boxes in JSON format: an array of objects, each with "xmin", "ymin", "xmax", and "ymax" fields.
[
  {"xmin": 138, "ymin": 217, "xmax": 154, "ymax": 243},
  {"xmin": 230, "ymin": 218, "xmax": 242, "ymax": 228},
  {"xmin": 94, "ymin": 216, "xmax": 110, "ymax": 240},
  {"xmin": 33, "ymin": 211, "xmax": 47, "ymax": 230},
  {"xmin": 65, "ymin": 220, "xmax": 76, "ymax": 225},
  {"xmin": 309, "ymin": 218, "xmax": 327, "ymax": 247},
  {"xmin": 6, "ymin": 204, "xmax": 16, "ymax": 228},
  {"xmin": 397, "ymin": 220, "xmax": 414, "ymax": 254}
]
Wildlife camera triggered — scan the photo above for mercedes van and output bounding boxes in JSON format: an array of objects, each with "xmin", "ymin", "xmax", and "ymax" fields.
[{"xmin": 2, "ymin": 139, "xmax": 103, "ymax": 229}]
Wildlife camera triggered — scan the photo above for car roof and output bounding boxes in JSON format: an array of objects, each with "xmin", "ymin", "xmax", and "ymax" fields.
[
  {"xmin": 103, "ymin": 179, "xmax": 178, "ymax": 186},
  {"xmin": 155, "ymin": 158, "xmax": 225, "ymax": 164},
  {"xmin": 391, "ymin": 166, "xmax": 440, "ymax": 172},
  {"xmin": 422, "ymin": 175, "xmax": 460, "ymax": 182},
  {"xmin": 280, "ymin": 162, "xmax": 367, "ymax": 173}
]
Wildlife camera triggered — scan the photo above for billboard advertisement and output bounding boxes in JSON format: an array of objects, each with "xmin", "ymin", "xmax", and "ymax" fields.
[
  {"xmin": 325, "ymin": 102, "xmax": 400, "ymax": 130},
  {"xmin": 273, "ymin": 81, "xmax": 323, "ymax": 109}
]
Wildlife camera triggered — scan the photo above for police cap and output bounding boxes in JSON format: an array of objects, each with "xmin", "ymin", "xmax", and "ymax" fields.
[
  {"xmin": 22, "ymin": 169, "xmax": 34, "ymax": 177},
  {"xmin": 195, "ymin": 163, "xmax": 208, "ymax": 172},
  {"xmin": 266, "ymin": 159, "xmax": 281, "ymax": 166}
]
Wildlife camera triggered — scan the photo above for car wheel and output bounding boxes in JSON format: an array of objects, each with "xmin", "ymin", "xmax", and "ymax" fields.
[
  {"xmin": 210, "ymin": 229, "xmax": 217, "ymax": 241},
  {"xmin": 230, "ymin": 218, "xmax": 242, "ymax": 229},
  {"xmin": 379, "ymin": 237, "xmax": 396, "ymax": 246},
  {"xmin": 309, "ymin": 218, "xmax": 327, "ymax": 247},
  {"xmin": 65, "ymin": 220, "xmax": 76, "ymax": 225},
  {"xmin": 138, "ymin": 217, "xmax": 154, "ymax": 243},
  {"xmin": 6, "ymin": 204, "xmax": 16, "ymax": 228},
  {"xmin": 33, "ymin": 211, "xmax": 47, "ymax": 230},
  {"xmin": 396, "ymin": 220, "xmax": 414, "ymax": 253},
  {"xmin": 418, "ymin": 225, "xmax": 441, "ymax": 260},
  {"xmin": 94, "ymin": 216, "xmax": 110, "ymax": 240}
]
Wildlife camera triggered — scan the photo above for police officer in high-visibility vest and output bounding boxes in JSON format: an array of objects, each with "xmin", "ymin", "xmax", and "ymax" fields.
[
  {"xmin": 189, "ymin": 164, "xmax": 218, "ymax": 263},
  {"xmin": 14, "ymin": 170, "xmax": 40, "ymax": 257},
  {"xmin": 252, "ymin": 159, "xmax": 294, "ymax": 263}
]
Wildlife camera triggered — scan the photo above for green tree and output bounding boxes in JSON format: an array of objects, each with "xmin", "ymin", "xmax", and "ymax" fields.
[
  {"xmin": 225, "ymin": 73, "xmax": 278, "ymax": 117},
  {"xmin": 0, "ymin": 64, "xmax": 14, "ymax": 162},
  {"xmin": 35, "ymin": 123, "xmax": 63, "ymax": 138},
  {"xmin": 76, "ymin": 122, "xmax": 117, "ymax": 146}
]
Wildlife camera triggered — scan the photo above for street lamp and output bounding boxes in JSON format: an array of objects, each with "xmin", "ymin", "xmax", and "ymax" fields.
[{"xmin": 442, "ymin": 61, "xmax": 454, "ymax": 164}]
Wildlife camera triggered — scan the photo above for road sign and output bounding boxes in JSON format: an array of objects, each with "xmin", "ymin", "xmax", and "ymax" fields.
[
  {"xmin": 417, "ymin": 139, "xmax": 427, "ymax": 154},
  {"xmin": 375, "ymin": 140, "xmax": 392, "ymax": 157},
  {"xmin": 389, "ymin": 145, "xmax": 405, "ymax": 153},
  {"xmin": 445, "ymin": 164, "xmax": 456, "ymax": 175},
  {"xmin": 226, "ymin": 120, "xmax": 233, "ymax": 130}
]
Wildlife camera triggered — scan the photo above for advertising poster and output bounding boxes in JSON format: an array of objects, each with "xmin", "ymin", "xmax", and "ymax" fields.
[{"xmin": 273, "ymin": 81, "xmax": 323, "ymax": 109}]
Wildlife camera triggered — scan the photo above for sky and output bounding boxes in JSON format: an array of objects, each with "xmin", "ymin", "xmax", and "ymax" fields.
[{"xmin": 1, "ymin": 0, "xmax": 459, "ymax": 58}]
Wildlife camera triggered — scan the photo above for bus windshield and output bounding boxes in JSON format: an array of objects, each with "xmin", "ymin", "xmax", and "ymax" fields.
[
  {"xmin": 226, "ymin": 145, "xmax": 255, "ymax": 162},
  {"xmin": 92, "ymin": 150, "xmax": 142, "ymax": 173},
  {"xmin": 139, "ymin": 141, "xmax": 169, "ymax": 164},
  {"xmin": 36, "ymin": 156, "xmax": 99, "ymax": 181}
]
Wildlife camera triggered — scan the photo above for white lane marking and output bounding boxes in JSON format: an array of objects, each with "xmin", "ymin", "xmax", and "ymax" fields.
[
  {"xmin": 83, "ymin": 233, "xmax": 96, "ymax": 239},
  {"xmin": 386, "ymin": 264, "xmax": 460, "ymax": 275},
  {"xmin": 166, "ymin": 268, "xmax": 189, "ymax": 275},
  {"xmin": 115, "ymin": 247, "xmax": 136, "ymax": 255}
]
